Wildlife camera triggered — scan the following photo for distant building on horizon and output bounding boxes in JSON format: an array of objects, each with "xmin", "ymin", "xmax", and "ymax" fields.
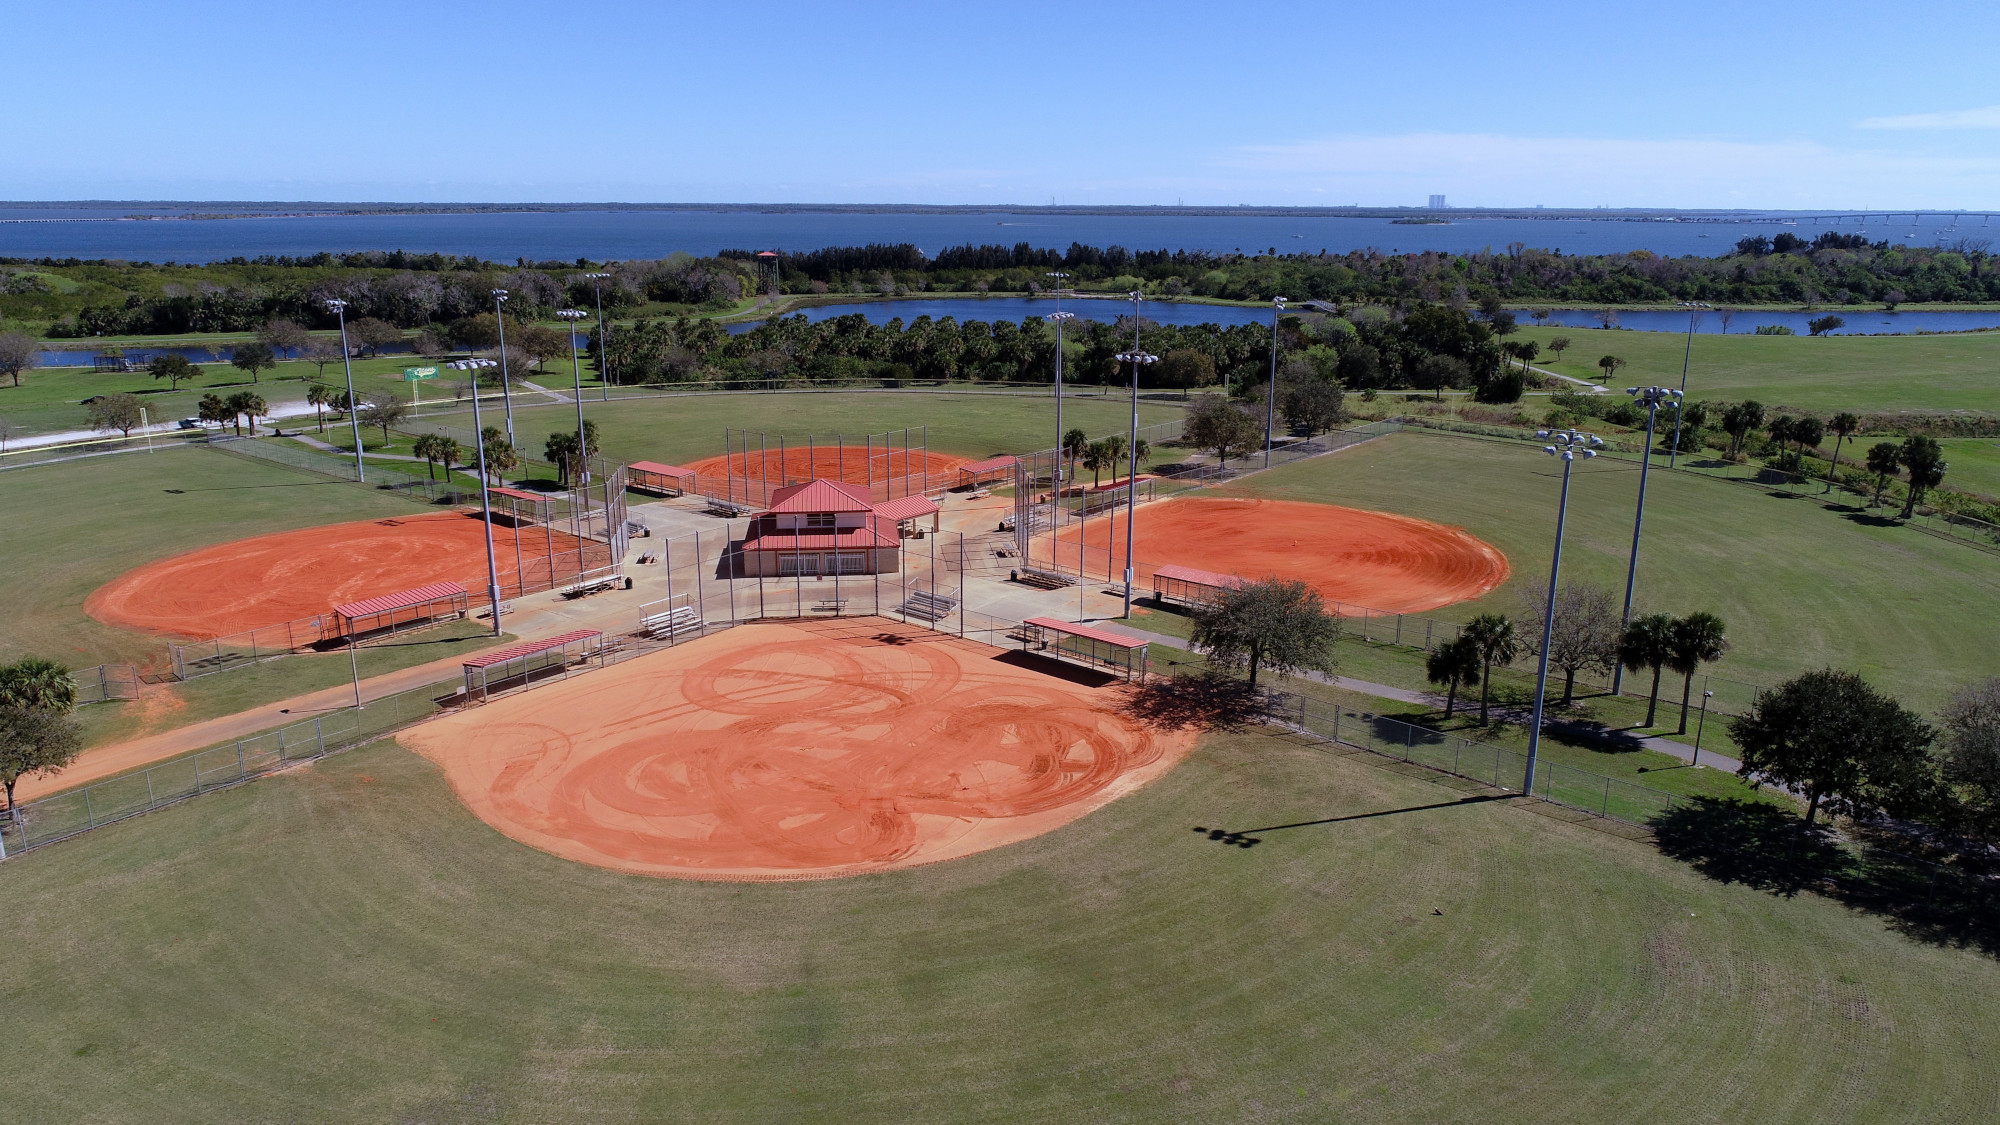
[{"xmin": 1428, "ymin": 194, "xmax": 1448, "ymax": 210}]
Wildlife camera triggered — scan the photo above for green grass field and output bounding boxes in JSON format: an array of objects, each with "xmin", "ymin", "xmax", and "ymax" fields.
[
  {"xmin": 1519, "ymin": 324, "xmax": 2000, "ymax": 414},
  {"xmin": 493, "ymin": 388, "xmax": 1182, "ymax": 467},
  {"xmin": 1938, "ymin": 437, "xmax": 2000, "ymax": 499},
  {"xmin": 0, "ymin": 445, "xmax": 423, "ymax": 668},
  {"xmin": 1203, "ymin": 430, "xmax": 2000, "ymax": 714},
  {"xmin": 0, "ymin": 720, "xmax": 1993, "ymax": 1122}
]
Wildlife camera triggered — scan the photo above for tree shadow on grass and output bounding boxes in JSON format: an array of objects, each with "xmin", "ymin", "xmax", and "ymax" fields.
[
  {"xmin": 1842, "ymin": 511, "xmax": 1902, "ymax": 529},
  {"xmin": 1121, "ymin": 670, "xmax": 1265, "ymax": 732},
  {"xmin": 1653, "ymin": 797, "xmax": 2000, "ymax": 957}
]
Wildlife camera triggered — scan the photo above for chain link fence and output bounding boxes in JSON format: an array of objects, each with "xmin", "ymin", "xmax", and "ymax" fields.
[{"xmin": 70, "ymin": 664, "xmax": 141, "ymax": 705}]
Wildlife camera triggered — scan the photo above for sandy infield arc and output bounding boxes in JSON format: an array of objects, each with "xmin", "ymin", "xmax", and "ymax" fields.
[
  {"xmin": 682, "ymin": 447, "xmax": 966, "ymax": 495},
  {"xmin": 401, "ymin": 619, "xmax": 1194, "ymax": 880},
  {"xmin": 85, "ymin": 513, "xmax": 607, "ymax": 639},
  {"xmin": 1041, "ymin": 496, "xmax": 1509, "ymax": 614}
]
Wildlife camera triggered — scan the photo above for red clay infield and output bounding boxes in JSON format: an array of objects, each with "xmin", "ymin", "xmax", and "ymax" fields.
[
  {"xmin": 401, "ymin": 618, "xmax": 1194, "ymax": 880},
  {"xmin": 1039, "ymin": 496, "xmax": 1510, "ymax": 614},
  {"xmin": 85, "ymin": 513, "xmax": 607, "ymax": 639},
  {"xmin": 682, "ymin": 447, "xmax": 966, "ymax": 495}
]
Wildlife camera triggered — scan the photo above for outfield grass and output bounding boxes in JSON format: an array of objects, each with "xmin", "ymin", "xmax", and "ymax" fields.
[
  {"xmin": 0, "ymin": 445, "xmax": 421, "ymax": 667},
  {"xmin": 491, "ymin": 388, "xmax": 1183, "ymax": 467},
  {"xmin": 70, "ymin": 620, "xmax": 510, "ymax": 750},
  {"xmin": 1518, "ymin": 324, "xmax": 2000, "ymax": 414},
  {"xmin": 1938, "ymin": 437, "xmax": 2000, "ymax": 499},
  {"xmin": 1210, "ymin": 430, "xmax": 2000, "ymax": 713},
  {"xmin": 0, "ymin": 723, "xmax": 1992, "ymax": 1122}
]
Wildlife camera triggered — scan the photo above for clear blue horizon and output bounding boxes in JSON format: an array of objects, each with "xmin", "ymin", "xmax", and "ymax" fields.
[{"xmin": 10, "ymin": 0, "xmax": 2000, "ymax": 210}]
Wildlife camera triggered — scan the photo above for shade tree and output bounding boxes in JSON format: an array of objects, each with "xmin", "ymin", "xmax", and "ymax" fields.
[
  {"xmin": 1426, "ymin": 635, "xmax": 1482, "ymax": 719},
  {"xmin": 1190, "ymin": 578, "xmax": 1341, "ymax": 689},
  {"xmin": 1729, "ymin": 669, "xmax": 1938, "ymax": 826}
]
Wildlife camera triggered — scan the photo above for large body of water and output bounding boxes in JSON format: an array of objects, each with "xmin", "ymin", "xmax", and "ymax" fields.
[{"xmin": 3, "ymin": 206, "xmax": 1989, "ymax": 264}]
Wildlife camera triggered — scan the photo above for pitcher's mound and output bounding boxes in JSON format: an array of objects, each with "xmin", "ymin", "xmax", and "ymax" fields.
[{"xmin": 402, "ymin": 619, "xmax": 1193, "ymax": 880}]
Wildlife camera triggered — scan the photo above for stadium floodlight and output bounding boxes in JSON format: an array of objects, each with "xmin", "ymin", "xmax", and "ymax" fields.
[
  {"xmin": 1611, "ymin": 385, "xmax": 1683, "ymax": 693},
  {"xmin": 1046, "ymin": 309, "xmax": 1076, "ymax": 478},
  {"xmin": 556, "ymin": 309, "xmax": 592, "ymax": 485},
  {"xmin": 1266, "ymin": 296, "xmax": 1287, "ymax": 469},
  {"xmin": 491, "ymin": 289, "xmax": 515, "ymax": 444},
  {"xmin": 1668, "ymin": 300, "xmax": 1713, "ymax": 468},
  {"xmin": 1524, "ymin": 427, "xmax": 1600, "ymax": 796},
  {"xmin": 447, "ymin": 356, "xmax": 506, "ymax": 635},
  {"xmin": 582, "ymin": 272, "xmax": 613, "ymax": 400},
  {"xmin": 1114, "ymin": 346, "xmax": 1158, "ymax": 617},
  {"xmin": 323, "ymin": 298, "xmax": 366, "ymax": 483}
]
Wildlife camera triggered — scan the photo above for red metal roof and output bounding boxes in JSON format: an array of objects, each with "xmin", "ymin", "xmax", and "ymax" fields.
[
  {"xmin": 743, "ymin": 523, "xmax": 898, "ymax": 551},
  {"xmin": 1087, "ymin": 473, "xmax": 1157, "ymax": 493},
  {"xmin": 872, "ymin": 494, "xmax": 941, "ymax": 522},
  {"xmin": 488, "ymin": 486, "xmax": 552, "ymax": 504},
  {"xmin": 1153, "ymin": 564, "xmax": 1245, "ymax": 590},
  {"xmin": 1024, "ymin": 617, "xmax": 1149, "ymax": 650},
  {"xmin": 765, "ymin": 479, "xmax": 877, "ymax": 513},
  {"xmin": 958, "ymin": 454, "xmax": 1018, "ymax": 474},
  {"xmin": 629, "ymin": 460, "xmax": 697, "ymax": 478},
  {"xmin": 461, "ymin": 629, "xmax": 603, "ymax": 670},
  {"xmin": 334, "ymin": 581, "xmax": 467, "ymax": 621}
]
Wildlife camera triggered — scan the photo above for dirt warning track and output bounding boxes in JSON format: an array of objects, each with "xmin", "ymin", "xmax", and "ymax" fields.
[
  {"xmin": 1039, "ymin": 496, "xmax": 1509, "ymax": 614},
  {"xmin": 402, "ymin": 619, "xmax": 1193, "ymax": 880},
  {"xmin": 85, "ymin": 513, "xmax": 608, "ymax": 639}
]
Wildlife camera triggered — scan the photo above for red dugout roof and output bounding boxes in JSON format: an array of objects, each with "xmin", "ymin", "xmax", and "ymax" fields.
[
  {"xmin": 1153, "ymin": 564, "xmax": 1245, "ymax": 590},
  {"xmin": 742, "ymin": 523, "xmax": 898, "ymax": 551},
  {"xmin": 629, "ymin": 460, "xmax": 697, "ymax": 478},
  {"xmin": 333, "ymin": 581, "xmax": 467, "ymax": 621},
  {"xmin": 871, "ymin": 494, "xmax": 941, "ymax": 523},
  {"xmin": 488, "ymin": 486, "xmax": 552, "ymax": 504},
  {"xmin": 958, "ymin": 455, "xmax": 1018, "ymax": 474},
  {"xmin": 1024, "ymin": 617, "xmax": 1149, "ymax": 650},
  {"xmin": 461, "ymin": 629, "xmax": 602, "ymax": 670}
]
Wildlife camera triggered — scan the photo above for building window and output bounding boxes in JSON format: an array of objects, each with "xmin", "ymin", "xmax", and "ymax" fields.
[{"xmin": 805, "ymin": 513, "xmax": 836, "ymax": 528}]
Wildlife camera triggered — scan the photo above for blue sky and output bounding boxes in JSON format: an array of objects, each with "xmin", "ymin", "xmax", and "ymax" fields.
[{"xmin": 9, "ymin": 0, "xmax": 2000, "ymax": 208}]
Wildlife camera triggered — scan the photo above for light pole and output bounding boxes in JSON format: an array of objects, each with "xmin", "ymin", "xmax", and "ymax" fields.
[
  {"xmin": 1266, "ymin": 295, "xmax": 1287, "ymax": 468},
  {"xmin": 583, "ymin": 272, "xmax": 612, "ymax": 400},
  {"xmin": 1611, "ymin": 384, "xmax": 1682, "ymax": 694},
  {"xmin": 1114, "ymin": 343, "xmax": 1157, "ymax": 617},
  {"xmin": 491, "ymin": 289, "xmax": 515, "ymax": 445},
  {"xmin": 325, "ymin": 298, "xmax": 366, "ymax": 482},
  {"xmin": 1668, "ymin": 301, "xmax": 1710, "ymax": 467},
  {"xmin": 448, "ymin": 357, "xmax": 507, "ymax": 637},
  {"xmin": 1047, "ymin": 310, "xmax": 1074, "ymax": 479},
  {"xmin": 1692, "ymin": 689, "xmax": 1713, "ymax": 767},
  {"xmin": 1524, "ymin": 427, "xmax": 1602, "ymax": 797},
  {"xmin": 1047, "ymin": 269, "xmax": 1071, "ymax": 480},
  {"xmin": 557, "ymin": 309, "xmax": 591, "ymax": 486}
]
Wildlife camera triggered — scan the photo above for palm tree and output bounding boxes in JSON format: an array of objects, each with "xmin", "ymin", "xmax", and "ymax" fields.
[
  {"xmin": 1463, "ymin": 614, "xmax": 1521, "ymax": 726},
  {"xmin": 306, "ymin": 383, "xmax": 332, "ymax": 433},
  {"xmin": 413, "ymin": 433, "xmax": 443, "ymax": 480},
  {"xmin": 1098, "ymin": 434, "xmax": 1129, "ymax": 486},
  {"xmin": 1898, "ymin": 435, "xmax": 1948, "ymax": 518},
  {"xmin": 225, "ymin": 390, "xmax": 267, "ymax": 437},
  {"xmin": 1425, "ymin": 635, "xmax": 1481, "ymax": 720},
  {"xmin": 1083, "ymin": 441, "xmax": 1110, "ymax": 489},
  {"xmin": 1823, "ymin": 412, "xmax": 1860, "ymax": 494},
  {"xmin": 1618, "ymin": 613, "xmax": 1677, "ymax": 728},
  {"xmin": 436, "ymin": 436, "xmax": 462, "ymax": 481},
  {"xmin": 1865, "ymin": 441, "xmax": 1901, "ymax": 507},
  {"xmin": 1665, "ymin": 612, "xmax": 1729, "ymax": 734},
  {"xmin": 544, "ymin": 432, "xmax": 580, "ymax": 488},
  {"xmin": 0, "ymin": 657, "xmax": 77, "ymax": 712},
  {"xmin": 1132, "ymin": 437, "xmax": 1151, "ymax": 470},
  {"xmin": 1061, "ymin": 427, "xmax": 1088, "ymax": 495}
]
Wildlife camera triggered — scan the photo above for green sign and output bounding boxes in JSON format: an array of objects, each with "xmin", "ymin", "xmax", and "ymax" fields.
[{"xmin": 402, "ymin": 366, "xmax": 439, "ymax": 381}]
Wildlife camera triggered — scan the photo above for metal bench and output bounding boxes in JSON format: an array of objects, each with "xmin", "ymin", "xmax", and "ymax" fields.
[
  {"xmin": 560, "ymin": 573, "xmax": 627, "ymax": 599},
  {"xmin": 640, "ymin": 605, "xmax": 702, "ymax": 637}
]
